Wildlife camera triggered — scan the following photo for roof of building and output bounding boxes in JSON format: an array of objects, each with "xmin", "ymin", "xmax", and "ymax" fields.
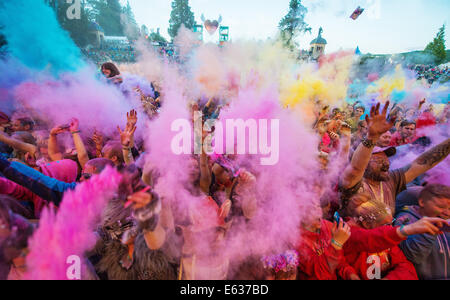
[
  {"xmin": 310, "ymin": 27, "xmax": 327, "ymax": 45},
  {"xmin": 89, "ymin": 22, "xmax": 104, "ymax": 33}
]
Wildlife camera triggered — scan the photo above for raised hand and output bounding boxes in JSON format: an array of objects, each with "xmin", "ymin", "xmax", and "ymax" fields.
[
  {"xmin": 118, "ymin": 124, "xmax": 137, "ymax": 148},
  {"xmin": 365, "ymin": 101, "xmax": 396, "ymax": 140},
  {"xmin": 125, "ymin": 186, "xmax": 152, "ymax": 210},
  {"xmin": 400, "ymin": 217, "xmax": 448, "ymax": 237},
  {"xmin": 50, "ymin": 125, "xmax": 70, "ymax": 136},
  {"xmin": 69, "ymin": 118, "xmax": 79, "ymax": 133},
  {"xmin": 127, "ymin": 109, "xmax": 138, "ymax": 128},
  {"xmin": 331, "ymin": 219, "xmax": 351, "ymax": 249},
  {"xmin": 92, "ymin": 130, "xmax": 103, "ymax": 146}
]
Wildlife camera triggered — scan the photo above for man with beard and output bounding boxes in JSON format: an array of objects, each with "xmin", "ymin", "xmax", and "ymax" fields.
[{"xmin": 339, "ymin": 102, "xmax": 450, "ymax": 216}]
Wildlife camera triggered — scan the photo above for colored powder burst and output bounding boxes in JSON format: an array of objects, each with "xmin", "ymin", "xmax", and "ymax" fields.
[
  {"xmin": 280, "ymin": 51, "xmax": 354, "ymax": 113},
  {"xmin": 366, "ymin": 65, "xmax": 406, "ymax": 100},
  {"xmin": 0, "ymin": 0, "xmax": 84, "ymax": 73},
  {"xmin": 24, "ymin": 167, "xmax": 121, "ymax": 280}
]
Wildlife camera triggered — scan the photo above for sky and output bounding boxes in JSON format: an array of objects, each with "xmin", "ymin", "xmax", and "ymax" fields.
[{"xmin": 124, "ymin": 0, "xmax": 450, "ymax": 54}]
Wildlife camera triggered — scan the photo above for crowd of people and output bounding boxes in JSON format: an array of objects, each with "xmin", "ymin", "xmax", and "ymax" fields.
[
  {"xmin": 84, "ymin": 47, "xmax": 137, "ymax": 67},
  {"xmin": 0, "ymin": 59, "xmax": 449, "ymax": 281},
  {"xmin": 408, "ymin": 64, "xmax": 450, "ymax": 85}
]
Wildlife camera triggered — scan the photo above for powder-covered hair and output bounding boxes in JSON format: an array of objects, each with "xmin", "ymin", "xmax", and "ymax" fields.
[
  {"xmin": 419, "ymin": 184, "xmax": 450, "ymax": 203},
  {"xmin": 348, "ymin": 192, "xmax": 391, "ymax": 226}
]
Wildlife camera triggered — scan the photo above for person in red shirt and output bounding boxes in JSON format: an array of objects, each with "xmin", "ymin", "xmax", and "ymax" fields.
[
  {"xmin": 297, "ymin": 204, "xmax": 357, "ymax": 280},
  {"xmin": 390, "ymin": 120, "xmax": 417, "ymax": 147}
]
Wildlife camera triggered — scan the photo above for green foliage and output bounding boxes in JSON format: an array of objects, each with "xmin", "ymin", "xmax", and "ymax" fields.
[
  {"xmin": 54, "ymin": 0, "xmax": 91, "ymax": 48},
  {"xmin": 149, "ymin": 32, "xmax": 168, "ymax": 44},
  {"xmin": 424, "ymin": 24, "xmax": 447, "ymax": 64},
  {"xmin": 279, "ymin": 0, "xmax": 311, "ymax": 51},
  {"xmin": 168, "ymin": 0, "xmax": 195, "ymax": 40},
  {"xmin": 121, "ymin": 0, "xmax": 140, "ymax": 40},
  {"xmin": 89, "ymin": 0, "xmax": 124, "ymax": 36}
]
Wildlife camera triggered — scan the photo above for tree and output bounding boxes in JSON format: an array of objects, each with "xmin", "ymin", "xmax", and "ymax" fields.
[
  {"xmin": 168, "ymin": 0, "xmax": 195, "ymax": 40},
  {"xmin": 279, "ymin": 0, "xmax": 311, "ymax": 51},
  {"xmin": 425, "ymin": 24, "xmax": 447, "ymax": 64},
  {"xmin": 89, "ymin": 0, "xmax": 124, "ymax": 36},
  {"xmin": 149, "ymin": 30, "xmax": 168, "ymax": 44},
  {"xmin": 122, "ymin": 0, "xmax": 140, "ymax": 40}
]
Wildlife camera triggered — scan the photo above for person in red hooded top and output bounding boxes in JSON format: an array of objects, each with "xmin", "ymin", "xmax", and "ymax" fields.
[{"xmin": 297, "ymin": 202, "xmax": 358, "ymax": 280}]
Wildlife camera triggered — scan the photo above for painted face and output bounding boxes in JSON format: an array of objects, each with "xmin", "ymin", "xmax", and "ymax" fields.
[
  {"xmin": 420, "ymin": 197, "xmax": 450, "ymax": 219},
  {"xmin": 401, "ymin": 124, "xmax": 416, "ymax": 139},
  {"xmin": 377, "ymin": 132, "xmax": 392, "ymax": 147},
  {"xmin": 365, "ymin": 153, "xmax": 390, "ymax": 182}
]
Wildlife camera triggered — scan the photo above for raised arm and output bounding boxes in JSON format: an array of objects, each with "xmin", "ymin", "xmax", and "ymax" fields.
[
  {"xmin": 118, "ymin": 110, "xmax": 138, "ymax": 165},
  {"xmin": 118, "ymin": 124, "xmax": 137, "ymax": 165},
  {"xmin": 340, "ymin": 102, "xmax": 396, "ymax": 189},
  {"xmin": 404, "ymin": 138, "xmax": 450, "ymax": 184},
  {"xmin": 128, "ymin": 188, "xmax": 165, "ymax": 250},
  {"xmin": 0, "ymin": 156, "xmax": 75, "ymax": 206},
  {"xmin": 0, "ymin": 132, "xmax": 37, "ymax": 157},
  {"xmin": 338, "ymin": 122, "xmax": 352, "ymax": 163},
  {"xmin": 69, "ymin": 118, "xmax": 89, "ymax": 168},
  {"xmin": 92, "ymin": 130, "xmax": 104, "ymax": 158},
  {"xmin": 48, "ymin": 125, "xmax": 67, "ymax": 161},
  {"xmin": 199, "ymin": 151, "xmax": 211, "ymax": 194}
]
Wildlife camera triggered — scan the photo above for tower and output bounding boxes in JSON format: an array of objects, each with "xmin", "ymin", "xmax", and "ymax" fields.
[
  {"xmin": 219, "ymin": 26, "xmax": 229, "ymax": 46},
  {"xmin": 193, "ymin": 24, "xmax": 204, "ymax": 41},
  {"xmin": 310, "ymin": 27, "xmax": 327, "ymax": 59}
]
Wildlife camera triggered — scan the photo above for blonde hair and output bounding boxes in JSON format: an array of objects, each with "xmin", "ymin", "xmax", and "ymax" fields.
[{"xmin": 349, "ymin": 192, "xmax": 391, "ymax": 226}]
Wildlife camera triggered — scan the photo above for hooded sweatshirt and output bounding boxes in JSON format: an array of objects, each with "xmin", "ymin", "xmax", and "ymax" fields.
[
  {"xmin": 297, "ymin": 220, "xmax": 356, "ymax": 280},
  {"xmin": 395, "ymin": 205, "xmax": 450, "ymax": 280},
  {"xmin": 0, "ymin": 160, "xmax": 78, "ymax": 217},
  {"xmin": 343, "ymin": 224, "xmax": 417, "ymax": 280}
]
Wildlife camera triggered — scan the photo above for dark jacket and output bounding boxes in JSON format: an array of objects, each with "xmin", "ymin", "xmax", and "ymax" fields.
[
  {"xmin": 395, "ymin": 205, "xmax": 450, "ymax": 280},
  {"xmin": 0, "ymin": 156, "xmax": 76, "ymax": 206}
]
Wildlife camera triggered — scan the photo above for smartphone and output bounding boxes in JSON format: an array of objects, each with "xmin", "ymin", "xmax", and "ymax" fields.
[
  {"xmin": 334, "ymin": 212, "xmax": 340, "ymax": 226},
  {"xmin": 442, "ymin": 220, "xmax": 450, "ymax": 232},
  {"xmin": 60, "ymin": 124, "xmax": 70, "ymax": 130}
]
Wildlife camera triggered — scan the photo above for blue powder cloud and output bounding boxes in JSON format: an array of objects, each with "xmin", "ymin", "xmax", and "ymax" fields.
[{"xmin": 0, "ymin": 0, "xmax": 85, "ymax": 73}]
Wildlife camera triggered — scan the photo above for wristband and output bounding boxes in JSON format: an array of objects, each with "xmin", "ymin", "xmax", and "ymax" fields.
[
  {"xmin": 399, "ymin": 225, "xmax": 408, "ymax": 237},
  {"xmin": 71, "ymin": 130, "xmax": 81, "ymax": 135},
  {"xmin": 361, "ymin": 138, "xmax": 375, "ymax": 148},
  {"xmin": 331, "ymin": 239, "xmax": 343, "ymax": 249}
]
